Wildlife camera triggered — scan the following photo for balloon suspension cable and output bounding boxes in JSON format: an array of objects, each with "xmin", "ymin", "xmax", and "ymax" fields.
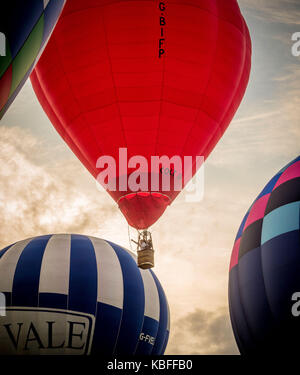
[
  {"xmin": 127, "ymin": 224, "xmax": 134, "ymax": 253},
  {"xmin": 131, "ymin": 229, "xmax": 155, "ymax": 270}
]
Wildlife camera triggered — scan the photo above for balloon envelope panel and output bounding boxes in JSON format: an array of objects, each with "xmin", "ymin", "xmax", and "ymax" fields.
[
  {"xmin": 229, "ymin": 156, "xmax": 300, "ymax": 355},
  {"xmin": 0, "ymin": 0, "xmax": 66, "ymax": 119},
  {"xmin": 31, "ymin": 0, "xmax": 251, "ymax": 229},
  {"xmin": 0, "ymin": 234, "xmax": 170, "ymax": 355}
]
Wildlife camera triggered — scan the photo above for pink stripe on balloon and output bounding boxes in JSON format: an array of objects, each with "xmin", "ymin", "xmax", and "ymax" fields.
[
  {"xmin": 274, "ymin": 161, "xmax": 300, "ymax": 189},
  {"xmin": 244, "ymin": 194, "xmax": 270, "ymax": 230},
  {"xmin": 230, "ymin": 237, "xmax": 241, "ymax": 271}
]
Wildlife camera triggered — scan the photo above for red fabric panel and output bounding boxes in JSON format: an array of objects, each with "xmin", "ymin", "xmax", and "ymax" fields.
[
  {"xmin": 0, "ymin": 65, "xmax": 12, "ymax": 111},
  {"xmin": 31, "ymin": 0, "xmax": 251, "ymax": 229}
]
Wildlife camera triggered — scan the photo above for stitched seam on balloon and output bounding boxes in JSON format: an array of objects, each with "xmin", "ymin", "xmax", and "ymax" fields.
[
  {"xmin": 177, "ymin": 1, "xmax": 220, "ymax": 157},
  {"xmin": 228, "ymin": 288, "xmax": 246, "ymax": 353},
  {"xmin": 101, "ymin": 5, "xmax": 129, "ymax": 150},
  {"xmin": 50, "ymin": 31, "xmax": 106, "ymax": 165},
  {"xmin": 37, "ymin": 19, "xmax": 106, "ymax": 168},
  {"xmin": 63, "ymin": 1, "xmax": 246, "ymax": 37},
  {"xmin": 219, "ymin": 18, "xmax": 250, "ymax": 133},
  {"xmin": 72, "ymin": 84, "xmax": 207, "ymax": 96},
  {"xmin": 235, "ymin": 258, "xmax": 259, "ymax": 350},
  {"xmin": 57, "ymin": 98, "xmax": 220, "ymax": 147},
  {"xmin": 154, "ymin": 8, "xmax": 167, "ymax": 157},
  {"xmin": 179, "ymin": 14, "xmax": 250, "ymax": 159},
  {"xmin": 117, "ymin": 192, "xmax": 171, "ymax": 204},
  {"xmin": 64, "ymin": 53, "xmax": 254, "ymax": 77},
  {"xmin": 258, "ymin": 188, "xmax": 277, "ymax": 332},
  {"xmin": 31, "ymin": 69, "xmax": 92, "ymax": 177},
  {"xmin": 111, "ymin": 255, "xmax": 125, "ymax": 356},
  {"xmin": 139, "ymin": 193, "xmax": 149, "ymax": 229}
]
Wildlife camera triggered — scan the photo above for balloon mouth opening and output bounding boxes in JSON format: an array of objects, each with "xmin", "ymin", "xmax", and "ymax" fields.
[
  {"xmin": 118, "ymin": 191, "xmax": 171, "ymax": 204},
  {"xmin": 117, "ymin": 192, "xmax": 171, "ymax": 229}
]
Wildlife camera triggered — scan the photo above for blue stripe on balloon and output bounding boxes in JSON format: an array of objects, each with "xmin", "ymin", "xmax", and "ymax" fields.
[
  {"xmin": 91, "ymin": 301, "xmax": 123, "ymax": 355},
  {"xmin": 261, "ymin": 201, "xmax": 300, "ymax": 245},
  {"xmin": 161, "ymin": 330, "xmax": 169, "ymax": 354},
  {"xmin": 261, "ymin": 230, "xmax": 300, "ymax": 321},
  {"xmin": 0, "ymin": 243, "xmax": 15, "ymax": 259},
  {"xmin": 12, "ymin": 235, "xmax": 51, "ymax": 307},
  {"xmin": 257, "ymin": 173, "xmax": 282, "ymax": 200},
  {"xmin": 237, "ymin": 247, "xmax": 275, "ymax": 344},
  {"xmin": 229, "ymin": 267, "xmax": 255, "ymax": 354},
  {"xmin": 39, "ymin": 292, "xmax": 68, "ymax": 309},
  {"xmin": 235, "ymin": 210, "xmax": 250, "ymax": 241},
  {"xmin": 277, "ymin": 155, "xmax": 300, "ymax": 175},
  {"xmin": 41, "ymin": 0, "xmax": 65, "ymax": 48},
  {"xmin": 150, "ymin": 270, "xmax": 168, "ymax": 355},
  {"xmin": 5, "ymin": 0, "xmax": 44, "ymax": 59},
  {"xmin": 107, "ymin": 241, "xmax": 145, "ymax": 355},
  {"xmin": 135, "ymin": 316, "xmax": 159, "ymax": 355},
  {"xmin": 228, "ymin": 294, "xmax": 244, "ymax": 353},
  {"xmin": 68, "ymin": 235, "xmax": 98, "ymax": 315}
]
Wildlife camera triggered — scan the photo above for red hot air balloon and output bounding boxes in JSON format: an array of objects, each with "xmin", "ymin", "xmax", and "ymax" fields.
[{"xmin": 31, "ymin": 0, "xmax": 251, "ymax": 232}]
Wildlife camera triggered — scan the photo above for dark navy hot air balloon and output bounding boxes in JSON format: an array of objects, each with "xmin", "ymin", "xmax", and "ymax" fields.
[
  {"xmin": 0, "ymin": 0, "xmax": 66, "ymax": 119},
  {"xmin": 0, "ymin": 234, "xmax": 170, "ymax": 355},
  {"xmin": 229, "ymin": 156, "xmax": 300, "ymax": 355}
]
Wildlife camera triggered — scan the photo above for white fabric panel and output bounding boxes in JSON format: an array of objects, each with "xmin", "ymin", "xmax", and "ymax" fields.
[
  {"xmin": 39, "ymin": 234, "xmax": 71, "ymax": 295},
  {"xmin": 0, "ymin": 238, "xmax": 32, "ymax": 292},
  {"xmin": 89, "ymin": 237, "xmax": 124, "ymax": 309},
  {"xmin": 140, "ymin": 269, "xmax": 160, "ymax": 321}
]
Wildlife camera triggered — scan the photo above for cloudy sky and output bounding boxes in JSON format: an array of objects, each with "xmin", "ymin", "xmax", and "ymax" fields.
[{"xmin": 0, "ymin": 0, "xmax": 300, "ymax": 355}]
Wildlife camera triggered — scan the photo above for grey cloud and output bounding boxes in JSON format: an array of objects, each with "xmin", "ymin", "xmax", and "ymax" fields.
[
  {"xmin": 239, "ymin": 0, "xmax": 300, "ymax": 25},
  {"xmin": 0, "ymin": 126, "xmax": 119, "ymax": 249},
  {"xmin": 166, "ymin": 307, "xmax": 239, "ymax": 355}
]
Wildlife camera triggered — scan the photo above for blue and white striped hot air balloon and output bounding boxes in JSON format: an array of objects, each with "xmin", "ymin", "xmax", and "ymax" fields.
[{"xmin": 0, "ymin": 234, "xmax": 170, "ymax": 355}]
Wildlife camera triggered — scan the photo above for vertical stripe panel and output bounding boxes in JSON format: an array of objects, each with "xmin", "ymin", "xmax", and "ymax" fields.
[
  {"xmin": 88, "ymin": 237, "xmax": 123, "ymax": 308},
  {"xmin": 92, "ymin": 302, "xmax": 123, "ymax": 356},
  {"xmin": 0, "ymin": 243, "xmax": 15, "ymax": 259},
  {"xmin": 135, "ymin": 316, "xmax": 159, "ymax": 355},
  {"xmin": 5, "ymin": 0, "xmax": 44, "ymax": 59},
  {"xmin": 229, "ymin": 266, "xmax": 255, "ymax": 353},
  {"xmin": 38, "ymin": 234, "xmax": 71, "ymax": 309},
  {"xmin": 140, "ymin": 269, "xmax": 160, "ymax": 320},
  {"xmin": 107, "ymin": 241, "xmax": 145, "ymax": 355},
  {"xmin": 39, "ymin": 234, "xmax": 71, "ymax": 295},
  {"xmin": 89, "ymin": 237, "xmax": 124, "ymax": 355},
  {"xmin": 150, "ymin": 270, "xmax": 168, "ymax": 355},
  {"xmin": 135, "ymin": 269, "xmax": 161, "ymax": 354},
  {"xmin": 0, "ymin": 238, "xmax": 33, "ymax": 307},
  {"xmin": 40, "ymin": 0, "xmax": 66, "ymax": 55},
  {"xmin": 237, "ymin": 247, "xmax": 275, "ymax": 345},
  {"xmin": 161, "ymin": 330, "xmax": 169, "ymax": 354},
  {"xmin": 0, "ymin": 238, "xmax": 33, "ymax": 293},
  {"xmin": 68, "ymin": 235, "xmax": 97, "ymax": 315},
  {"xmin": 12, "ymin": 235, "xmax": 51, "ymax": 307}
]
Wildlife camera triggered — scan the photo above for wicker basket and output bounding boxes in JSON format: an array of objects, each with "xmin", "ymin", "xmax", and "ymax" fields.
[{"xmin": 137, "ymin": 249, "xmax": 154, "ymax": 269}]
